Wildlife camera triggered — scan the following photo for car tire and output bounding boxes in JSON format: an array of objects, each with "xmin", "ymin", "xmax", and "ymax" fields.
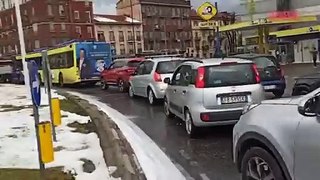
[
  {"xmin": 164, "ymin": 97, "xmax": 174, "ymax": 118},
  {"xmin": 100, "ymin": 79, "xmax": 108, "ymax": 90},
  {"xmin": 241, "ymin": 147, "xmax": 285, "ymax": 180},
  {"xmin": 273, "ymin": 90, "xmax": 284, "ymax": 98},
  {"xmin": 184, "ymin": 110, "xmax": 199, "ymax": 138},
  {"xmin": 147, "ymin": 89, "xmax": 157, "ymax": 105},
  {"xmin": 128, "ymin": 85, "xmax": 136, "ymax": 98},
  {"xmin": 58, "ymin": 73, "xmax": 64, "ymax": 87},
  {"xmin": 118, "ymin": 79, "xmax": 126, "ymax": 93}
]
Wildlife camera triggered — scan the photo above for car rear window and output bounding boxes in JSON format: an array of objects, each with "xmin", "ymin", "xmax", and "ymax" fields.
[
  {"xmin": 127, "ymin": 61, "xmax": 141, "ymax": 67},
  {"xmin": 205, "ymin": 63, "xmax": 256, "ymax": 87},
  {"xmin": 253, "ymin": 56, "xmax": 278, "ymax": 69},
  {"xmin": 156, "ymin": 60, "xmax": 184, "ymax": 74}
]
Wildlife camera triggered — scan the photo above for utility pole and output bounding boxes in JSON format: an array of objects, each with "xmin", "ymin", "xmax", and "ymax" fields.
[
  {"xmin": 164, "ymin": 18, "xmax": 168, "ymax": 55},
  {"xmin": 214, "ymin": 2, "xmax": 222, "ymax": 58},
  {"xmin": 129, "ymin": 0, "xmax": 136, "ymax": 55},
  {"xmin": 14, "ymin": 0, "xmax": 30, "ymax": 94}
]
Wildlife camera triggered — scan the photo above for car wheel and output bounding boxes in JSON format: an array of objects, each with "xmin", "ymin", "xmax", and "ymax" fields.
[
  {"xmin": 273, "ymin": 90, "xmax": 284, "ymax": 98},
  {"xmin": 118, "ymin": 79, "xmax": 125, "ymax": 93},
  {"xmin": 241, "ymin": 147, "xmax": 285, "ymax": 180},
  {"xmin": 184, "ymin": 110, "xmax": 199, "ymax": 138},
  {"xmin": 164, "ymin": 97, "xmax": 174, "ymax": 118},
  {"xmin": 59, "ymin": 73, "xmax": 64, "ymax": 87},
  {"xmin": 128, "ymin": 85, "xmax": 136, "ymax": 98},
  {"xmin": 100, "ymin": 79, "xmax": 108, "ymax": 90},
  {"xmin": 148, "ymin": 89, "xmax": 157, "ymax": 105}
]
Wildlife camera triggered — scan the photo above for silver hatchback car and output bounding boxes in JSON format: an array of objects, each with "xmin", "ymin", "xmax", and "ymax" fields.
[
  {"xmin": 128, "ymin": 57, "xmax": 188, "ymax": 105},
  {"xmin": 233, "ymin": 89, "xmax": 320, "ymax": 180},
  {"xmin": 164, "ymin": 58, "xmax": 265, "ymax": 137}
]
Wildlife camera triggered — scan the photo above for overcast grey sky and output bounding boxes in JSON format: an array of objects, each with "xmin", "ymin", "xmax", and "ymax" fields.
[{"xmin": 93, "ymin": 0, "xmax": 241, "ymax": 14}]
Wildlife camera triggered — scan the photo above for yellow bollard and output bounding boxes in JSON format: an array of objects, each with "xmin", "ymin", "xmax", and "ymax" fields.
[
  {"xmin": 51, "ymin": 98, "xmax": 61, "ymax": 126},
  {"xmin": 38, "ymin": 121, "xmax": 54, "ymax": 163}
]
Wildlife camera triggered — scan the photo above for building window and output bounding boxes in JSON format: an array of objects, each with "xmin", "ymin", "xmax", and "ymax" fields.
[
  {"xmin": 87, "ymin": 26, "xmax": 93, "ymax": 38},
  {"xmin": 119, "ymin": 31, "xmax": 124, "ymax": 42},
  {"xmin": 85, "ymin": 1, "xmax": 90, "ymax": 7},
  {"xmin": 128, "ymin": 31, "xmax": 133, "ymax": 41},
  {"xmin": 136, "ymin": 31, "xmax": 141, "ymax": 41},
  {"xmin": 61, "ymin": 23, "xmax": 66, "ymax": 31},
  {"xmin": 35, "ymin": 40, "xmax": 40, "ymax": 49},
  {"xmin": 48, "ymin": 5, "xmax": 53, "ymax": 16},
  {"xmin": 86, "ymin": 11, "xmax": 91, "ymax": 23},
  {"xmin": 120, "ymin": 44, "xmax": 125, "ymax": 55},
  {"xmin": 75, "ymin": 26, "xmax": 81, "ymax": 34},
  {"xmin": 50, "ymin": 23, "xmax": 55, "ymax": 32},
  {"xmin": 51, "ymin": 38, "xmax": 56, "ymax": 46},
  {"xmin": 11, "ymin": 14, "xmax": 14, "ymax": 25},
  {"xmin": 59, "ymin": 5, "xmax": 65, "ymax": 16},
  {"xmin": 74, "ymin": 11, "xmax": 80, "ymax": 19},
  {"xmin": 32, "ymin": 23, "xmax": 38, "ymax": 33},
  {"xmin": 137, "ymin": 43, "xmax": 142, "ymax": 53},
  {"xmin": 129, "ymin": 43, "xmax": 134, "ymax": 54},
  {"xmin": 32, "ymin": 7, "xmax": 35, "ymax": 16},
  {"xmin": 97, "ymin": 31, "xmax": 105, "ymax": 41},
  {"xmin": 109, "ymin": 31, "xmax": 115, "ymax": 41}
]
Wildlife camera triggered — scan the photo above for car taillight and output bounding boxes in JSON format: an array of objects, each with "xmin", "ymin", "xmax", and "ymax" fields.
[
  {"xmin": 153, "ymin": 72, "xmax": 162, "ymax": 82},
  {"xmin": 195, "ymin": 67, "xmax": 205, "ymax": 88},
  {"xmin": 200, "ymin": 113, "xmax": 210, "ymax": 122},
  {"xmin": 252, "ymin": 64, "xmax": 261, "ymax": 83}
]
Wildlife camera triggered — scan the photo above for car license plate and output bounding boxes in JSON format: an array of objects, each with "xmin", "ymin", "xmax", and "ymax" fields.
[
  {"xmin": 221, "ymin": 96, "xmax": 247, "ymax": 104},
  {"xmin": 264, "ymin": 85, "xmax": 276, "ymax": 90}
]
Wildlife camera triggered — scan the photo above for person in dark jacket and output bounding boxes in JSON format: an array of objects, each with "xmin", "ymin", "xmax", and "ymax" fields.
[
  {"xmin": 311, "ymin": 47, "xmax": 318, "ymax": 67},
  {"xmin": 77, "ymin": 48, "xmax": 91, "ymax": 79}
]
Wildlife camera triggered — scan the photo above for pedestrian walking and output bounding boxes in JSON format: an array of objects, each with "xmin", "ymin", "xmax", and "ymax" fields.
[{"xmin": 311, "ymin": 47, "xmax": 318, "ymax": 67}]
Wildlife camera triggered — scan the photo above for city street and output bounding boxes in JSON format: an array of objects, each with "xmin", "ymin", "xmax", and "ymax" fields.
[{"xmin": 65, "ymin": 63, "xmax": 319, "ymax": 180}]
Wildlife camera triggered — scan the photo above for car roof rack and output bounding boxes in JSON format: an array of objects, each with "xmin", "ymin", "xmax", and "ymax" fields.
[
  {"xmin": 182, "ymin": 59, "xmax": 203, "ymax": 63},
  {"xmin": 145, "ymin": 54, "xmax": 183, "ymax": 59}
]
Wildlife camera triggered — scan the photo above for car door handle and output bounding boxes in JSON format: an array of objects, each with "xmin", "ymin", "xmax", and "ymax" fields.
[
  {"xmin": 182, "ymin": 90, "xmax": 187, "ymax": 94},
  {"xmin": 173, "ymin": 89, "xmax": 177, "ymax": 93}
]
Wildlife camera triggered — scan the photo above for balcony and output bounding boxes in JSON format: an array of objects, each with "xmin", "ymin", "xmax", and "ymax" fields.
[
  {"xmin": 127, "ymin": 36, "xmax": 134, "ymax": 42},
  {"xmin": 195, "ymin": 36, "xmax": 201, "ymax": 41}
]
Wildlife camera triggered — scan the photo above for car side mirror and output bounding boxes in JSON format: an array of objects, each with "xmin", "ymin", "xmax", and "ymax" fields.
[
  {"xmin": 298, "ymin": 96, "xmax": 320, "ymax": 117},
  {"xmin": 164, "ymin": 77, "xmax": 171, "ymax": 84}
]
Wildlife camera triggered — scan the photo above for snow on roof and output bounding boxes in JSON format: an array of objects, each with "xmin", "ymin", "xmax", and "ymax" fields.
[
  {"xmin": 94, "ymin": 16, "xmax": 117, "ymax": 23},
  {"xmin": 94, "ymin": 14, "xmax": 141, "ymax": 24}
]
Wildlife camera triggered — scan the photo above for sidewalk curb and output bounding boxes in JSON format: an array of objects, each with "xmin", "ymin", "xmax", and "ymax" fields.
[{"xmin": 57, "ymin": 90, "xmax": 146, "ymax": 180}]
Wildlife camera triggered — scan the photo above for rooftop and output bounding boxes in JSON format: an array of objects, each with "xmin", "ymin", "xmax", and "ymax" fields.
[{"xmin": 94, "ymin": 14, "xmax": 141, "ymax": 25}]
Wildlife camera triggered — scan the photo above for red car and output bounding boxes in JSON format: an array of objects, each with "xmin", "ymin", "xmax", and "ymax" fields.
[{"xmin": 100, "ymin": 58, "xmax": 144, "ymax": 92}]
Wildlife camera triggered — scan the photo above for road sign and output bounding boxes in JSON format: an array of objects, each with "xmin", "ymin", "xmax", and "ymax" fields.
[
  {"xmin": 28, "ymin": 60, "xmax": 41, "ymax": 107},
  {"xmin": 197, "ymin": 2, "xmax": 217, "ymax": 21}
]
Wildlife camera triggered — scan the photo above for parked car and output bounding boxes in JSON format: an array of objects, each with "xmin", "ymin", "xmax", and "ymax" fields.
[
  {"xmin": 231, "ymin": 54, "xmax": 286, "ymax": 98},
  {"xmin": 233, "ymin": 88, "xmax": 320, "ymax": 180},
  {"xmin": 163, "ymin": 58, "xmax": 265, "ymax": 137},
  {"xmin": 128, "ymin": 57, "xmax": 188, "ymax": 105},
  {"xmin": 292, "ymin": 73, "xmax": 320, "ymax": 96},
  {"xmin": 100, "ymin": 58, "xmax": 144, "ymax": 92}
]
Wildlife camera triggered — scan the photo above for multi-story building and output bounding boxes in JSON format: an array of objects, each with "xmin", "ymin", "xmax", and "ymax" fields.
[
  {"xmin": 94, "ymin": 14, "xmax": 144, "ymax": 56},
  {"xmin": 116, "ymin": 0, "xmax": 192, "ymax": 53},
  {"xmin": 0, "ymin": 0, "xmax": 95, "ymax": 56}
]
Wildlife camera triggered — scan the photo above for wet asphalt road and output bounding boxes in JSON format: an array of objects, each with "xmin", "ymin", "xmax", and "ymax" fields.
[{"xmin": 65, "ymin": 63, "xmax": 319, "ymax": 180}]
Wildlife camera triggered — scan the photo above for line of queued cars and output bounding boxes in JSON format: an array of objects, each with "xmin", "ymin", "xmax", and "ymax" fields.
[{"xmin": 100, "ymin": 54, "xmax": 320, "ymax": 179}]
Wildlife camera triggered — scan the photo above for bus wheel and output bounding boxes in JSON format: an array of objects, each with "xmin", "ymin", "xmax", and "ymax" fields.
[{"xmin": 59, "ymin": 73, "xmax": 64, "ymax": 87}]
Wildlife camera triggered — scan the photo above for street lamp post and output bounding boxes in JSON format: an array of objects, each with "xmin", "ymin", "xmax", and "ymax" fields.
[
  {"xmin": 129, "ymin": 0, "xmax": 137, "ymax": 55},
  {"xmin": 14, "ymin": 0, "xmax": 30, "ymax": 94}
]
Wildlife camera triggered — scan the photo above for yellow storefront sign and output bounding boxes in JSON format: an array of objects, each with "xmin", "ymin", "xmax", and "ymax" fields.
[{"xmin": 197, "ymin": 2, "xmax": 217, "ymax": 21}]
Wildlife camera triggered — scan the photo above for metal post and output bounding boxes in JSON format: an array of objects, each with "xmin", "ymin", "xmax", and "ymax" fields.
[
  {"xmin": 130, "ymin": 0, "xmax": 136, "ymax": 55},
  {"xmin": 14, "ymin": 0, "xmax": 30, "ymax": 94},
  {"xmin": 164, "ymin": 18, "xmax": 168, "ymax": 55},
  {"xmin": 42, "ymin": 51, "xmax": 56, "ymax": 142},
  {"xmin": 33, "ymin": 105, "xmax": 45, "ymax": 175},
  {"xmin": 214, "ymin": 2, "xmax": 222, "ymax": 58}
]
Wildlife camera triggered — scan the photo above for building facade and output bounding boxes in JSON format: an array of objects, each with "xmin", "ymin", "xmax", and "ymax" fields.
[
  {"xmin": 94, "ymin": 14, "xmax": 144, "ymax": 56},
  {"xmin": 0, "ymin": 0, "xmax": 95, "ymax": 56},
  {"xmin": 116, "ymin": 0, "xmax": 193, "ymax": 53}
]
